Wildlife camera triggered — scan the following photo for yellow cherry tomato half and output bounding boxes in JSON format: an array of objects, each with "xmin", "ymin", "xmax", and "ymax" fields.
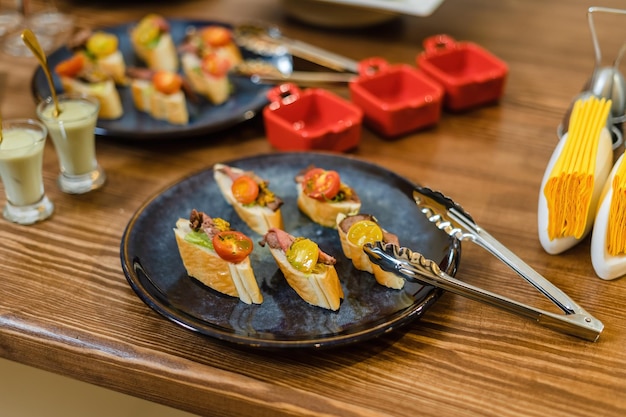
[
  {"xmin": 212, "ymin": 231, "xmax": 253, "ymax": 263},
  {"xmin": 286, "ymin": 238, "xmax": 319, "ymax": 273},
  {"xmin": 86, "ymin": 32, "xmax": 118, "ymax": 58},
  {"xmin": 302, "ymin": 168, "xmax": 341, "ymax": 201},
  {"xmin": 231, "ymin": 175, "xmax": 259, "ymax": 205},
  {"xmin": 133, "ymin": 14, "xmax": 162, "ymax": 45},
  {"xmin": 347, "ymin": 220, "xmax": 383, "ymax": 247}
]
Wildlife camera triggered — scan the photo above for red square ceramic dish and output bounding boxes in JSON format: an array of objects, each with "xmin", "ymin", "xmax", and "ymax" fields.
[
  {"xmin": 263, "ymin": 83, "xmax": 363, "ymax": 152},
  {"xmin": 349, "ymin": 57, "xmax": 444, "ymax": 137},
  {"xmin": 416, "ymin": 34, "xmax": 508, "ymax": 111}
]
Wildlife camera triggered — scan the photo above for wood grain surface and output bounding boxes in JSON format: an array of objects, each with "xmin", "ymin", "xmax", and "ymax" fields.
[{"xmin": 1, "ymin": 0, "xmax": 625, "ymax": 416}]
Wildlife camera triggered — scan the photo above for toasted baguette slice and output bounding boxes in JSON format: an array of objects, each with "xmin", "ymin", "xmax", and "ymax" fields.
[
  {"xmin": 215, "ymin": 42, "xmax": 243, "ymax": 68},
  {"xmin": 150, "ymin": 90, "xmax": 188, "ymax": 125},
  {"xmin": 267, "ymin": 244, "xmax": 343, "ymax": 311},
  {"xmin": 59, "ymin": 76, "xmax": 123, "ymax": 120},
  {"xmin": 131, "ymin": 79, "xmax": 189, "ymax": 125},
  {"xmin": 297, "ymin": 182, "xmax": 361, "ymax": 228},
  {"xmin": 173, "ymin": 218, "xmax": 262, "ymax": 304},
  {"xmin": 181, "ymin": 53, "xmax": 230, "ymax": 105},
  {"xmin": 97, "ymin": 50, "xmax": 127, "ymax": 85},
  {"xmin": 197, "ymin": 25, "xmax": 243, "ymax": 68},
  {"xmin": 131, "ymin": 79, "xmax": 152, "ymax": 112},
  {"xmin": 336, "ymin": 213, "xmax": 404, "ymax": 289},
  {"xmin": 213, "ymin": 163, "xmax": 283, "ymax": 235},
  {"xmin": 133, "ymin": 31, "xmax": 178, "ymax": 72}
]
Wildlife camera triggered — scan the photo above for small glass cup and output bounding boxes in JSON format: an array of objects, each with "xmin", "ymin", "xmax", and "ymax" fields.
[
  {"xmin": 36, "ymin": 93, "xmax": 106, "ymax": 194},
  {"xmin": 0, "ymin": 118, "xmax": 54, "ymax": 225}
]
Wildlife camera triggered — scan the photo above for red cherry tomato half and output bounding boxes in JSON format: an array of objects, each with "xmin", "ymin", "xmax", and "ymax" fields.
[
  {"xmin": 201, "ymin": 26, "xmax": 232, "ymax": 47},
  {"xmin": 201, "ymin": 53, "xmax": 230, "ymax": 77},
  {"xmin": 152, "ymin": 70, "xmax": 183, "ymax": 94},
  {"xmin": 55, "ymin": 54, "xmax": 85, "ymax": 77},
  {"xmin": 231, "ymin": 175, "xmax": 259, "ymax": 204},
  {"xmin": 212, "ymin": 231, "xmax": 253, "ymax": 263},
  {"xmin": 302, "ymin": 168, "xmax": 341, "ymax": 201}
]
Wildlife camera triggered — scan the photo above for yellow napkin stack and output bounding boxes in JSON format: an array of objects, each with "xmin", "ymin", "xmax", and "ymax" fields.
[
  {"xmin": 538, "ymin": 96, "xmax": 613, "ymax": 254},
  {"xmin": 591, "ymin": 150, "xmax": 626, "ymax": 280},
  {"xmin": 606, "ymin": 160, "xmax": 626, "ymax": 255}
]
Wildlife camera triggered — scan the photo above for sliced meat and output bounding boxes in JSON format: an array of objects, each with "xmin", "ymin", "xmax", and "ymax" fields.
[
  {"xmin": 338, "ymin": 213, "xmax": 375, "ymax": 233},
  {"xmin": 261, "ymin": 228, "xmax": 336, "ymax": 265},
  {"xmin": 339, "ymin": 213, "xmax": 400, "ymax": 246},
  {"xmin": 189, "ymin": 209, "xmax": 223, "ymax": 240},
  {"xmin": 260, "ymin": 228, "xmax": 294, "ymax": 251}
]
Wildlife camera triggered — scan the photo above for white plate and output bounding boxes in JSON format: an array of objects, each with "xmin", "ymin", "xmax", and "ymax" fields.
[{"xmin": 282, "ymin": 0, "xmax": 444, "ymax": 28}]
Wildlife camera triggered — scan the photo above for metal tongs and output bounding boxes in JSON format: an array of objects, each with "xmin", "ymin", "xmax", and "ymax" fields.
[
  {"xmin": 363, "ymin": 186, "xmax": 604, "ymax": 342},
  {"xmin": 233, "ymin": 23, "xmax": 360, "ymax": 86}
]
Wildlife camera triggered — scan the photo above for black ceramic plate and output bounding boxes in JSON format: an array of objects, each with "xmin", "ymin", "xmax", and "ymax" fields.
[
  {"xmin": 31, "ymin": 19, "xmax": 292, "ymax": 140},
  {"xmin": 120, "ymin": 153, "xmax": 460, "ymax": 349}
]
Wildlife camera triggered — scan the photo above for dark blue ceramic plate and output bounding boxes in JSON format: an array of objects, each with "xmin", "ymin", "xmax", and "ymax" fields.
[
  {"xmin": 31, "ymin": 19, "xmax": 292, "ymax": 140},
  {"xmin": 120, "ymin": 153, "xmax": 460, "ymax": 349}
]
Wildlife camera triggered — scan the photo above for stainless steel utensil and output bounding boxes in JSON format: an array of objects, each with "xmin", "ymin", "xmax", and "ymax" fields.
[
  {"xmin": 363, "ymin": 186, "xmax": 604, "ymax": 342},
  {"xmin": 560, "ymin": 7, "xmax": 626, "ymax": 143},
  {"xmin": 21, "ymin": 29, "xmax": 61, "ymax": 117},
  {"xmin": 232, "ymin": 60, "xmax": 355, "ymax": 86},
  {"xmin": 586, "ymin": 7, "xmax": 626, "ymax": 123},
  {"xmin": 234, "ymin": 23, "xmax": 360, "ymax": 73}
]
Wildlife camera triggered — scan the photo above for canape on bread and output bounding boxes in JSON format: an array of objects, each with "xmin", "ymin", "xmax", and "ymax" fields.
[
  {"xmin": 295, "ymin": 166, "xmax": 361, "ymax": 228},
  {"xmin": 129, "ymin": 68, "xmax": 189, "ymax": 125},
  {"xmin": 336, "ymin": 213, "xmax": 404, "ymax": 289},
  {"xmin": 213, "ymin": 163, "xmax": 284, "ymax": 235},
  {"xmin": 173, "ymin": 209, "xmax": 262, "ymax": 304},
  {"xmin": 179, "ymin": 25, "xmax": 242, "ymax": 69},
  {"xmin": 67, "ymin": 29, "xmax": 127, "ymax": 85},
  {"xmin": 181, "ymin": 52, "xmax": 231, "ymax": 105},
  {"xmin": 130, "ymin": 14, "xmax": 178, "ymax": 72},
  {"xmin": 260, "ymin": 228, "xmax": 343, "ymax": 310},
  {"xmin": 54, "ymin": 52, "xmax": 123, "ymax": 120},
  {"xmin": 68, "ymin": 29, "xmax": 127, "ymax": 85}
]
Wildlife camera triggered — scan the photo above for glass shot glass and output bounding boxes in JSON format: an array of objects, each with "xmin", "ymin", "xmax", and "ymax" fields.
[
  {"xmin": 36, "ymin": 93, "xmax": 106, "ymax": 194},
  {"xmin": 0, "ymin": 118, "xmax": 54, "ymax": 225}
]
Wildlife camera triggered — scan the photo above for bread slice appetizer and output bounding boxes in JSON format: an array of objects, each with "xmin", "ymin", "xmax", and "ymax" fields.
[
  {"xmin": 130, "ymin": 14, "xmax": 178, "ymax": 72},
  {"xmin": 260, "ymin": 228, "xmax": 343, "ymax": 310},
  {"xmin": 129, "ymin": 68, "xmax": 189, "ymax": 125},
  {"xmin": 213, "ymin": 163, "xmax": 284, "ymax": 235},
  {"xmin": 68, "ymin": 29, "xmax": 127, "ymax": 85},
  {"xmin": 181, "ymin": 52, "xmax": 232, "ymax": 105},
  {"xmin": 54, "ymin": 53, "xmax": 123, "ymax": 119},
  {"xmin": 336, "ymin": 213, "xmax": 404, "ymax": 289},
  {"xmin": 173, "ymin": 209, "xmax": 262, "ymax": 304},
  {"xmin": 179, "ymin": 25, "xmax": 242, "ymax": 70},
  {"xmin": 295, "ymin": 166, "xmax": 361, "ymax": 228}
]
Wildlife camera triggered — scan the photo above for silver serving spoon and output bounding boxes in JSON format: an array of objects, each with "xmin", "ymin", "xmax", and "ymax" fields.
[
  {"xmin": 363, "ymin": 186, "xmax": 604, "ymax": 342},
  {"xmin": 21, "ymin": 28, "xmax": 61, "ymax": 117}
]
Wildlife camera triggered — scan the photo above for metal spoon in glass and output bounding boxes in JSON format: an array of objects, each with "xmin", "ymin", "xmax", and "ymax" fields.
[{"xmin": 21, "ymin": 28, "xmax": 61, "ymax": 117}]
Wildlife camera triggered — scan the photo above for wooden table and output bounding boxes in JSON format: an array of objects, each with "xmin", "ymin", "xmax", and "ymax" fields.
[{"xmin": 1, "ymin": 0, "xmax": 625, "ymax": 416}]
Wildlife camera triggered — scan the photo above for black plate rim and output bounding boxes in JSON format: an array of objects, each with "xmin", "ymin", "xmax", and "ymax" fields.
[{"xmin": 120, "ymin": 152, "xmax": 461, "ymax": 349}]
